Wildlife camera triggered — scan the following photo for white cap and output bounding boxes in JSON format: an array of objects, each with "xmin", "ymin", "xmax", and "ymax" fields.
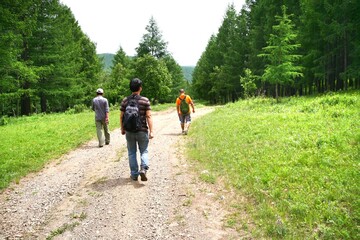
[{"xmin": 96, "ymin": 88, "xmax": 104, "ymax": 94}]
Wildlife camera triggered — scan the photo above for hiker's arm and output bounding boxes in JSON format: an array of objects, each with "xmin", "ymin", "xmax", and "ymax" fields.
[
  {"xmin": 146, "ymin": 110, "xmax": 154, "ymax": 139},
  {"xmin": 105, "ymin": 112, "xmax": 109, "ymax": 124},
  {"xmin": 120, "ymin": 111, "xmax": 125, "ymax": 135},
  {"xmin": 176, "ymin": 105, "xmax": 181, "ymax": 115},
  {"xmin": 191, "ymin": 102, "xmax": 195, "ymax": 113},
  {"xmin": 105, "ymin": 101, "xmax": 109, "ymax": 124}
]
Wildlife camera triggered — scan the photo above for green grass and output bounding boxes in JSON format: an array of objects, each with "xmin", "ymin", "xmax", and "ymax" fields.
[
  {"xmin": 46, "ymin": 222, "xmax": 80, "ymax": 240},
  {"xmin": 151, "ymin": 102, "xmax": 174, "ymax": 111},
  {"xmin": 188, "ymin": 91, "xmax": 360, "ymax": 239}
]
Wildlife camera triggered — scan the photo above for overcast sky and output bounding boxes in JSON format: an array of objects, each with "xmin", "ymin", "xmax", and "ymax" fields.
[{"xmin": 60, "ymin": 0, "xmax": 246, "ymax": 66}]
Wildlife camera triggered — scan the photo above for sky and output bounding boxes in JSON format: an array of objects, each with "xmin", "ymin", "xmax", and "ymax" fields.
[{"xmin": 60, "ymin": 0, "xmax": 246, "ymax": 66}]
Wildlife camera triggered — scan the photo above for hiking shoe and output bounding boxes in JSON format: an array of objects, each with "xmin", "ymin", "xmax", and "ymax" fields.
[
  {"xmin": 139, "ymin": 170, "xmax": 147, "ymax": 181},
  {"xmin": 105, "ymin": 142, "xmax": 110, "ymax": 145},
  {"xmin": 184, "ymin": 130, "xmax": 188, "ymax": 135},
  {"xmin": 130, "ymin": 175, "xmax": 138, "ymax": 181}
]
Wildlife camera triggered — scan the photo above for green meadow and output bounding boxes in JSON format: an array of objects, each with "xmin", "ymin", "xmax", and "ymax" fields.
[
  {"xmin": 188, "ymin": 91, "xmax": 359, "ymax": 239},
  {"xmin": 0, "ymin": 92, "xmax": 359, "ymax": 238},
  {"xmin": 0, "ymin": 110, "xmax": 111, "ymax": 189}
]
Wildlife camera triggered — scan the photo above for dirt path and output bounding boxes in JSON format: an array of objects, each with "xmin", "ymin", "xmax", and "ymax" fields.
[{"xmin": 0, "ymin": 108, "xmax": 244, "ymax": 240}]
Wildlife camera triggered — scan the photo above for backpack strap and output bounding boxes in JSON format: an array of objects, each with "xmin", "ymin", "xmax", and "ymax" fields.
[
  {"xmin": 179, "ymin": 95, "xmax": 187, "ymax": 101},
  {"xmin": 128, "ymin": 94, "xmax": 139, "ymax": 101}
]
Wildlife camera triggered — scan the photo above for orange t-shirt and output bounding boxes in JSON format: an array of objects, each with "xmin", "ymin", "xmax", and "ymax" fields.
[{"xmin": 176, "ymin": 94, "xmax": 193, "ymax": 114}]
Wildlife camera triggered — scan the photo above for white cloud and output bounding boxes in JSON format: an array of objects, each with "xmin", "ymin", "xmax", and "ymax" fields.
[{"xmin": 60, "ymin": 0, "xmax": 245, "ymax": 66}]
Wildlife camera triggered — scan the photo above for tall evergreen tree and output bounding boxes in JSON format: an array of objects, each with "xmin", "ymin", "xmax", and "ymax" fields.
[
  {"xmin": 258, "ymin": 5, "xmax": 303, "ymax": 101},
  {"xmin": 75, "ymin": 32, "xmax": 102, "ymax": 106},
  {"xmin": 215, "ymin": 4, "xmax": 241, "ymax": 102},
  {"xmin": 0, "ymin": 0, "xmax": 36, "ymax": 115},
  {"xmin": 133, "ymin": 54, "xmax": 171, "ymax": 103},
  {"xmin": 192, "ymin": 35, "xmax": 221, "ymax": 103},
  {"xmin": 112, "ymin": 47, "xmax": 131, "ymax": 70},
  {"xmin": 134, "ymin": 16, "xmax": 185, "ymax": 103},
  {"xmin": 31, "ymin": 1, "xmax": 79, "ymax": 112},
  {"xmin": 162, "ymin": 55, "xmax": 186, "ymax": 102},
  {"xmin": 136, "ymin": 16, "xmax": 168, "ymax": 59},
  {"xmin": 0, "ymin": 0, "xmax": 102, "ymax": 115},
  {"xmin": 193, "ymin": 4, "xmax": 250, "ymax": 103},
  {"xmin": 107, "ymin": 47, "xmax": 133, "ymax": 104},
  {"xmin": 298, "ymin": 0, "xmax": 325, "ymax": 94}
]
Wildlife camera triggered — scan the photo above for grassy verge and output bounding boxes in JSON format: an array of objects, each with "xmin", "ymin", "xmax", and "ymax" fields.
[
  {"xmin": 151, "ymin": 102, "xmax": 174, "ymax": 111},
  {"xmin": 0, "ymin": 100, "xmax": 175, "ymax": 190},
  {"xmin": 0, "ymin": 109, "xmax": 123, "ymax": 190},
  {"xmin": 0, "ymin": 102, "xmax": 174, "ymax": 190},
  {"xmin": 188, "ymin": 91, "xmax": 359, "ymax": 239}
]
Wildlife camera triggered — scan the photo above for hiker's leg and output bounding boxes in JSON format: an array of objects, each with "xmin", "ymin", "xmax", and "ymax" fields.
[
  {"xmin": 185, "ymin": 115, "xmax": 192, "ymax": 132},
  {"xmin": 103, "ymin": 121, "xmax": 110, "ymax": 144},
  {"xmin": 95, "ymin": 120, "xmax": 105, "ymax": 146},
  {"xmin": 179, "ymin": 114, "xmax": 185, "ymax": 132},
  {"xmin": 137, "ymin": 131, "xmax": 149, "ymax": 170},
  {"xmin": 126, "ymin": 132, "xmax": 139, "ymax": 177}
]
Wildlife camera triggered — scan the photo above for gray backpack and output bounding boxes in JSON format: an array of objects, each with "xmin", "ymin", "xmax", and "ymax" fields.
[{"xmin": 123, "ymin": 95, "xmax": 142, "ymax": 132}]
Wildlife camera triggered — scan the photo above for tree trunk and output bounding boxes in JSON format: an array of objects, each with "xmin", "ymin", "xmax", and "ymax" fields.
[
  {"xmin": 20, "ymin": 81, "xmax": 31, "ymax": 116},
  {"xmin": 21, "ymin": 94, "xmax": 31, "ymax": 116},
  {"xmin": 343, "ymin": 32, "xmax": 348, "ymax": 90},
  {"xmin": 40, "ymin": 92, "xmax": 47, "ymax": 113}
]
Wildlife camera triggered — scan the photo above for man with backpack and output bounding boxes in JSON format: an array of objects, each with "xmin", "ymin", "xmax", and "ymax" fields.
[
  {"xmin": 92, "ymin": 88, "xmax": 110, "ymax": 147},
  {"xmin": 120, "ymin": 78, "xmax": 154, "ymax": 181},
  {"xmin": 176, "ymin": 89, "xmax": 195, "ymax": 135}
]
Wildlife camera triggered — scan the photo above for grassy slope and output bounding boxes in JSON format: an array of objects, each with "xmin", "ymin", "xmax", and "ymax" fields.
[
  {"xmin": 188, "ymin": 91, "xmax": 359, "ymax": 239},
  {"xmin": 98, "ymin": 53, "xmax": 115, "ymax": 70},
  {"xmin": 182, "ymin": 66, "xmax": 194, "ymax": 83}
]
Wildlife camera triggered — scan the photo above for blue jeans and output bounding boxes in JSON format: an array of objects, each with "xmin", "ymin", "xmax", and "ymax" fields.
[{"xmin": 125, "ymin": 131, "xmax": 149, "ymax": 177}]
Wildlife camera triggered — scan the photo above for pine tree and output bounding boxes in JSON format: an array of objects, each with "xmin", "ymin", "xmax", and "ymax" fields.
[
  {"xmin": 133, "ymin": 54, "xmax": 171, "ymax": 103},
  {"xmin": 107, "ymin": 47, "xmax": 133, "ymax": 104},
  {"xmin": 258, "ymin": 5, "xmax": 303, "ymax": 101},
  {"xmin": 192, "ymin": 35, "xmax": 220, "ymax": 103},
  {"xmin": 112, "ymin": 47, "xmax": 131, "ymax": 70},
  {"xmin": 162, "ymin": 55, "xmax": 186, "ymax": 102},
  {"xmin": 135, "ymin": 16, "xmax": 168, "ymax": 59},
  {"xmin": 240, "ymin": 68, "xmax": 258, "ymax": 98},
  {"xmin": 216, "ymin": 4, "xmax": 243, "ymax": 103}
]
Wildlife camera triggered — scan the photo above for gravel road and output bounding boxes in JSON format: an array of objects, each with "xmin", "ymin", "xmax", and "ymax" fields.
[{"xmin": 0, "ymin": 107, "xmax": 245, "ymax": 240}]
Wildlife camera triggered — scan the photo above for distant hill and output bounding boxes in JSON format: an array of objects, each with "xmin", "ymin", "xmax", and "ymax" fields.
[
  {"xmin": 181, "ymin": 66, "xmax": 194, "ymax": 83},
  {"xmin": 98, "ymin": 53, "xmax": 115, "ymax": 70},
  {"xmin": 98, "ymin": 53, "xmax": 194, "ymax": 82}
]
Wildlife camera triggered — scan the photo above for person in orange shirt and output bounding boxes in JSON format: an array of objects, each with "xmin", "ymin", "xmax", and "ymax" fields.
[{"xmin": 176, "ymin": 89, "xmax": 195, "ymax": 135}]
